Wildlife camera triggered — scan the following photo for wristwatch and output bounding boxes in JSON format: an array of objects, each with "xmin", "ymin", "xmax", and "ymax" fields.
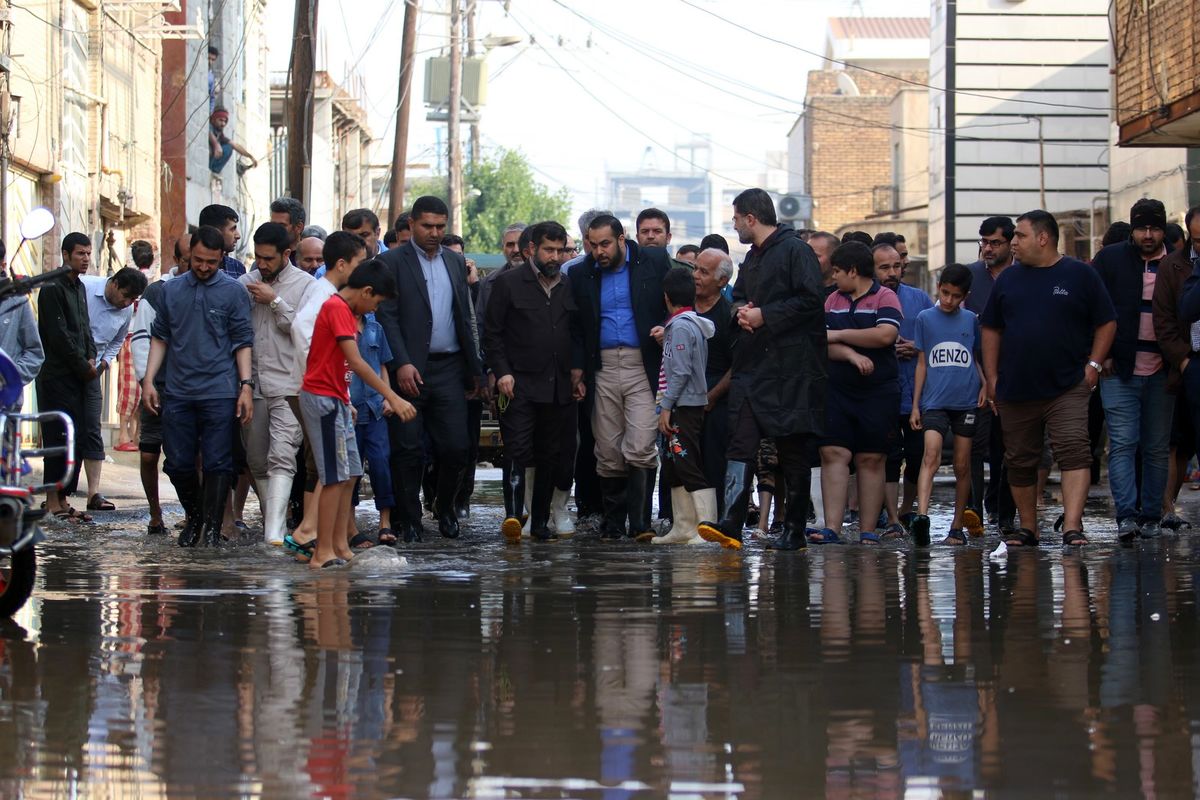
[
  {"xmin": 1086, "ymin": 360, "xmax": 1103, "ymax": 373},
  {"xmin": 239, "ymin": 379, "xmax": 254, "ymax": 389},
  {"xmin": 269, "ymin": 297, "xmax": 281, "ymax": 311}
]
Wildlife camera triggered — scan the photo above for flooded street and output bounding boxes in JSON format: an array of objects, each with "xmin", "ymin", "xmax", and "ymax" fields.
[{"xmin": 4, "ymin": 480, "xmax": 1200, "ymax": 798}]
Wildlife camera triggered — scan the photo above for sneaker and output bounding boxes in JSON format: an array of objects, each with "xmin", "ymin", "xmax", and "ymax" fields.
[
  {"xmin": 1117, "ymin": 517, "xmax": 1140, "ymax": 544},
  {"xmin": 1140, "ymin": 519, "xmax": 1162, "ymax": 539},
  {"xmin": 1161, "ymin": 512, "xmax": 1188, "ymax": 531},
  {"xmin": 910, "ymin": 514, "xmax": 931, "ymax": 547}
]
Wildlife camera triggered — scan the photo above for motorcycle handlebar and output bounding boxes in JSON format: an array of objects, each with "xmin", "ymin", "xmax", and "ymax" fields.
[{"xmin": 0, "ymin": 267, "xmax": 71, "ymax": 301}]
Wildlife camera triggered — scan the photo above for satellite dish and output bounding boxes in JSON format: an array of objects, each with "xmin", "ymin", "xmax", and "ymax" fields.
[
  {"xmin": 18, "ymin": 207, "xmax": 54, "ymax": 241},
  {"xmin": 836, "ymin": 72, "xmax": 861, "ymax": 97}
]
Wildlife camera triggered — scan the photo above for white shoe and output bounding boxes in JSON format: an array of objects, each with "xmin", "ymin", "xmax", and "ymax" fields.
[
  {"xmin": 689, "ymin": 488, "xmax": 719, "ymax": 546},
  {"xmin": 521, "ymin": 467, "xmax": 534, "ymax": 536},
  {"xmin": 263, "ymin": 474, "xmax": 292, "ymax": 546},
  {"xmin": 653, "ymin": 486, "xmax": 697, "ymax": 544},
  {"xmin": 551, "ymin": 487, "xmax": 575, "ymax": 535}
]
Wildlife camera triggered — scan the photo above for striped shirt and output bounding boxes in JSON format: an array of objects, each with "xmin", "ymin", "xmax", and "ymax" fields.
[
  {"xmin": 1134, "ymin": 248, "xmax": 1165, "ymax": 376},
  {"xmin": 825, "ymin": 281, "xmax": 903, "ymax": 391}
]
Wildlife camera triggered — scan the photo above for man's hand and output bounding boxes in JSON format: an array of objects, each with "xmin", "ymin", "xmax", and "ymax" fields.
[
  {"xmin": 245, "ymin": 281, "xmax": 277, "ymax": 305},
  {"xmin": 658, "ymin": 407, "xmax": 675, "ymax": 436},
  {"xmin": 497, "ymin": 374, "xmax": 515, "ymax": 400},
  {"xmin": 1085, "ymin": 361, "xmax": 1101, "ymax": 391},
  {"xmin": 909, "ymin": 408, "xmax": 922, "ymax": 431},
  {"xmin": 737, "ymin": 302, "xmax": 765, "ymax": 332},
  {"xmin": 142, "ymin": 382, "xmax": 160, "ymax": 416},
  {"xmin": 396, "ymin": 364, "xmax": 423, "ymax": 397},
  {"xmin": 466, "ymin": 258, "xmax": 478, "ymax": 285},
  {"xmin": 384, "ymin": 392, "xmax": 417, "ymax": 422},
  {"xmin": 895, "ymin": 337, "xmax": 917, "ymax": 360},
  {"xmin": 236, "ymin": 385, "xmax": 253, "ymax": 425},
  {"xmin": 650, "ymin": 325, "xmax": 665, "ymax": 346},
  {"xmin": 850, "ymin": 353, "xmax": 874, "ymax": 376},
  {"xmin": 1101, "ymin": 358, "xmax": 1114, "ymax": 378},
  {"xmin": 986, "ymin": 376, "xmax": 998, "ymax": 409},
  {"xmin": 571, "ymin": 368, "xmax": 586, "ymax": 402}
]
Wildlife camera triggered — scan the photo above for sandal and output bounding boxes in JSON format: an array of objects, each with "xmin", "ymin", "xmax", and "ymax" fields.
[
  {"xmin": 147, "ymin": 522, "xmax": 167, "ymax": 536},
  {"xmin": 61, "ymin": 506, "xmax": 94, "ymax": 523},
  {"xmin": 943, "ymin": 529, "xmax": 968, "ymax": 546},
  {"xmin": 859, "ymin": 531, "xmax": 882, "ymax": 545},
  {"xmin": 283, "ymin": 533, "xmax": 315, "ymax": 561},
  {"xmin": 349, "ymin": 531, "xmax": 377, "ymax": 550},
  {"xmin": 377, "ymin": 527, "xmax": 397, "ymax": 546},
  {"xmin": 881, "ymin": 523, "xmax": 906, "ymax": 540},
  {"xmin": 1004, "ymin": 528, "xmax": 1039, "ymax": 547},
  {"xmin": 86, "ymin": 494, "xmax": 116, "ymax": 512},
  {"xmin": 1062, "ymin": 529, "xmax": 1088, "ymax": 547},
  {"xmin": 319, "ymin": 558, "xmax": 347, "ymax": 569},
  {"xmin": 807, "ymin": 527, "xmax": 842, "ymax": 545}
]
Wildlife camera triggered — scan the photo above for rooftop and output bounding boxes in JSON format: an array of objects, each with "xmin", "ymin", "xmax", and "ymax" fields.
[{"xmin": 827, "ymin": 17, "xmax": 929, "ymax": 42}]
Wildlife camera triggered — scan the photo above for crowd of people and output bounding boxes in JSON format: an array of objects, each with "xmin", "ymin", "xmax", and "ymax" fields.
[{"xmin": 10, "ymin": 189, "xmax": 1200, "ymax": 565}]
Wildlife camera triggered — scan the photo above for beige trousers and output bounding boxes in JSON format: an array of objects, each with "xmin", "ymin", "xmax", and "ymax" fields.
[{"xmin": 591, "ymin": 347, "xmax": 659, "ymax": 477}]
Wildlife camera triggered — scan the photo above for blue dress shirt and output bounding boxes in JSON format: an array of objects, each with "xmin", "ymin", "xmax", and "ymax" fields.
[
  {"xmin": 350, "ymin": 313, "xmax": 393, "ymax": 421},
  {"xmin": 599, "ymin": 247, "xmax": 640, "ymax": 350},
  {"xmin": 152, "ymin": 269, "xmax": 253, "ymax": 399},
  {"xmin": 412, "ymin": 240, "xmax": 459, "ymax": 354}
]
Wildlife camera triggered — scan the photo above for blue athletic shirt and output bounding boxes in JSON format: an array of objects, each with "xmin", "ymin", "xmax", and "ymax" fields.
[
  {"xmin": 913, "ymin": 305, "xmax": 981, "ymax": 412},
  {"xmin": 980, "ymin": 257, "xmax": 1116, "ymax": 403}
]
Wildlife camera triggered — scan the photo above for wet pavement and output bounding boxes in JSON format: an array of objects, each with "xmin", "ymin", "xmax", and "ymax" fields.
[{"xmin": 4, "ymin": 479, "xmax": 1200, "ymax": 798}]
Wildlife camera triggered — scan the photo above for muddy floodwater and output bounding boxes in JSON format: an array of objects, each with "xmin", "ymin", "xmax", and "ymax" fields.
[{"xmin": 3, "ymin": 482, "xmax": 1200, "ymax": 798}]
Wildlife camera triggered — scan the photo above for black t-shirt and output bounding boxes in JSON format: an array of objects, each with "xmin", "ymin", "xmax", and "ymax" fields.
[
  {"xmin": 698, "ymin": 295, "xmax": 733, "ymax": 388},
  {"xmin": 980, "ymin": 257, "xmax": 1116, "ymax": 403}
]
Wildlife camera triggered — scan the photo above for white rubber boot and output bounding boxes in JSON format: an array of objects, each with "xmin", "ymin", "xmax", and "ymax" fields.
[
  {"xmin": 688, "ymin": 488, "xmax": 719, "ymax": 545},
  {"xmin": 263, "ymin": 474, "xmax": 292, "ymax": 546},
  {"xmin": 551, "ymin": 487, "xmax": 575, "ymax": 535},
  {"xmin": 521, "ymin": 467, "xmax": 535, "ymax": 536},
  {"xmin": 653, "ymin": 486, "xmax": 697, "ymax": 544}
]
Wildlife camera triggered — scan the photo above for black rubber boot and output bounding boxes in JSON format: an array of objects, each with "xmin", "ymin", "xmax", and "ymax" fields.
[
  {"xmin": 626, "ymin": 467, "xmax": 656, "ymax": 541},
  {"xmin": 434, "ymin": 462, "xmax": 462, "ymax": 539},
  {"xmin": 501, "ymin": 461, "xmax": 526, "ymax": 543},
  {"xmin": 768, "ymin": 478, "xmax": 810, "ymax": 552},
  {"xmin": 172, "ymin": 471, "xmax": 203, "ymax": 548},
  {"xmin": 698, "ymin": 461, "xmax": 752, "ymax": 549},
  {"xmin": 393, "ymin": 464, "xmax": 425, "ymax": 542},
  {"xmin": 200, "ymin": 472, "xmax": 233, "ymax": 549},
  {"xmin": 528, "ymin": 466, "xmax": 558, "ymax": 542},
  {"xmin": 599, "ymin": 476, "xmax": 628, "ymax": 539},
  {"xmin": 454, "ymin": 464, "xmax": 474, "ymax": 520}
]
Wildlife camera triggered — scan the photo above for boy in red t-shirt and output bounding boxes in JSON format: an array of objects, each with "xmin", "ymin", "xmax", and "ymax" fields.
[{"xmin": 299, "ymin": 259, "xmax": 415, "ymax": 569}]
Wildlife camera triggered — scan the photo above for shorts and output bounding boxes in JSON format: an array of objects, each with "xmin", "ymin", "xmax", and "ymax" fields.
[
  {"xmin": 139, "ymin": 403, "xmax": 163, "ymax": 454},
  {"xmin": 822, "ymin": 384, "xmax": 899, "ymax": 455},
  {"xmin": 299, "ymin": 391, "xmax": 362, "ymax": 486},
  {"xmin": 996, "ymin": 380, "xmax": 1091, "ymax": 487},
  {"xmin": 922, "ymin": 408, "xmax": 979, "ymax": 439}
]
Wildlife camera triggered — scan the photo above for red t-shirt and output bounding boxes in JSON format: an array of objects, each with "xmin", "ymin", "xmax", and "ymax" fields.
[{"xmin": 301, "ymin": 294, "xmax": 357, "ymax": 402}]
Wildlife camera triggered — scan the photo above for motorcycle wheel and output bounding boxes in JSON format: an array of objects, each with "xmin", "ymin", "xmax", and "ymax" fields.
[{"xmin": 0, "ymin": 547, "xmax": 35, "ymax": 617}]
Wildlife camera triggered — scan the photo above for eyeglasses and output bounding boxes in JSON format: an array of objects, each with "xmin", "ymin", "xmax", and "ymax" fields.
[
  {"xmin": 562, "ymin": 246, "xmax": 579, "ymax": 255},
  {"xmin": 979, "ymin": 238, "xmax": 1007, "ymax": 248}
]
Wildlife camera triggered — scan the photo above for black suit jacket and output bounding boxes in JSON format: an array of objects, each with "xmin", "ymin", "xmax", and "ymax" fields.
[
  {"xmin": 375, "ymin": 242, "xmax": 482, "ymax": 385},
  {"xmin": 484, "ymin": 265, "xmax": 577, "ymax": 405},
  {"xmin": 569, "ymin": 240, "xmax": 672, "ymax": 391}
]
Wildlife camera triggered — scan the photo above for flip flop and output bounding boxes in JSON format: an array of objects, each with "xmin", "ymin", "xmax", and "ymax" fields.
[
  {"xmin": 283, "ymin": 533, "xmax": 315, "ymax": 561},
  {"xmin": 86, "ymin": 494, "xmax": 116, "ymax": 512},
  {"xmin": 319, "ymin": 558, "xmax": 347, "ymax": 569},
  {"xmin": 807, "ymin": 527, "xmax": 842, "ymax": 545},
  {"xmin": 377, "ymin": 527, "xmax": 398, "ymax": 545},
  {"xmin": 349, "ymin": 531, "xmax": 377, "ymax": 550},
  {"xmin": 63, "ymin": 506, "xmax": 94, "ymax": 523},
  {"xmin": 1062, "ymin": 530, "xmax": 1088, "ymax": 547}
]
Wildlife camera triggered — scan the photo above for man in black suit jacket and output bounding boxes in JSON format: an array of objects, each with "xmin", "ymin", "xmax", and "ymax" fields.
[
  {"xmin": 375, "ymin": 195, "xmax": 483, "ymax": 541},
  {"xmin": 570, "ymin": 214, "xmax": 672, "ymax": 540},
  {"xmin": 485, "ymin": 220, "xmax": 582, "ymax": 542}
]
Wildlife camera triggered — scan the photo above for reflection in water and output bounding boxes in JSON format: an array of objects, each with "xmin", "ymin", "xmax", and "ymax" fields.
[{"xmin": 1, "ymin": 511, "xmax": 1200, "ymax": 797}]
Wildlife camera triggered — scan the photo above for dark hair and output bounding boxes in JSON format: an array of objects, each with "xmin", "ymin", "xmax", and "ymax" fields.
[
  {"xmin": 0, "ymin": 238, "xmax": 7, "ymax": 262},
  {"xmin": 636, "ymin": 207, "xmax": 670, "ymax": 234},
  {"xmin": 871, "ymin": 242, "xmax": 899, "ymax": 257},
  {"xmin": 208, "ymin": 45, "xmax": 219, "ymax": 57},
  {"xmin": 517, "ymin": 226, "xmax": 534, "ymax": 254},
  {"xmin": 440, "ymin": 233, "xmax": 465, "ymax": 249},
  {"xmin": 1017, "ymin": 209, "xmax": 1059, "ymax": 244},
  {"xmin": 1185, "ymin": 205, "xmax": 1200, "ymax": 232},
  {"xmin": 676, "ymin": 244, "xmax": 701, "ymax": 258},
  {"xmin": 587, "ymin": 214, "xmax": 624, "ymax": 238},
  {"xmin": 411, "ymin": 195, "xmax": 449, "ymax": 219},
  {"xmin": 394, "ymin": 212, "xmax": 411, "ymax": 232},
  {"xmin": 841, "ymin": 230, "xmax": 873, "ymax": 247},
  {"xmin": 130, "ymin": 240, "xmax": 154, "ymax": 269},
  {"xmin": 979, "ymin": 216, "xmax": 1014, "ymax": 241},
  {"xmin": 323, "ymin": 230, "xmax": 367, "ymax": 268},
  {"xmin": 528, "ymin": 220, "xmax": 568, "ymax": 249},
  {"xmin": 269, "ymin": 197, "xmax": 306, "ymax": 226},
  {"xmin": 873, "ymin": 231, "xmax": 901, "ymax": 248},
  {"xmin": 110, "ymin": 266, "xmax": 148, "ymax": 297},
  {"xmin": 383, "ymin": 229, "xmax": 398, "ymax": 247},
  {"xmin": 797, "ymin": 228, "xmax": 816, "ymax": 240},
  {"xmin": 62, "ymin": 232, "xmax": 91, "ymax": 255},
  {"xmin": 1101, "ymin": 221, "xmax": 1131, "ymax": 248},
  {"xmin": 1166, "ymin": 223, "xmax": 1185, "ymax": 249},
  {"xmin": 199, "ymin": 204, "xmax": 238, "ymax": 228},
  {"xmin": 831, "ymin": 242, "xmax": 874, "ymax": 278},
  {"xmin": 342, "ymin": 208, "xmax": 380, "ymax": 231},
  {"xmin": 809, "ymin": 231, "xmax": 840, "ymax": 249},
  {"xmin": 732, "ymin": 188, "xmax": 777, "ymax": 226},
  {"xmin": 191, "ymin": 225, "xmax": 226, "ymax": 253},
  {"xmin": 173, "ymin": 238, "xmax": 182, "ymax": 261},
  {"xmin": 662, "ymin": 266, "xmax": 696, "ymax": 307},
  {"xmin": 699, "ymin": 233, "xmax": 728, "ymax": 254},
  {"xmin": 938, "ymin": 263, "xmax": 973, "ymax": 291},
  {"xmin": 346, "ymin": 257, "xmax": 398, "ymax": 298},
  {"xmin": 253, "ymin": 222, "xmax": 292, "ymax": 253}
]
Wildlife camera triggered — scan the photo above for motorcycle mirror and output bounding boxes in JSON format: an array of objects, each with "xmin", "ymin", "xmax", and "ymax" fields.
[{"xmin": 18, "ymin": 207, "xmax": 55, "ymax": 242}]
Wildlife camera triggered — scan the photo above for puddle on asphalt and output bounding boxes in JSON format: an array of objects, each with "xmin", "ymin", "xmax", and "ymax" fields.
[{"xmin": 0, "ymin": 484, "xmax": 1199, "ymax": 797}]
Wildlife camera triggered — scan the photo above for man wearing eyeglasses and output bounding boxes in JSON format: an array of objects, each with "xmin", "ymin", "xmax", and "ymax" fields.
[{"xmin": 965, "ymin": 217, "xmax": 1017, "ymax": 536}]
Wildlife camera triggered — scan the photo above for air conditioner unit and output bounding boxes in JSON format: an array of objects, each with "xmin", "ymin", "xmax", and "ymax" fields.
[{"xmin": 777, "ymin": 193, "xmax": 812, "ymax": 222}]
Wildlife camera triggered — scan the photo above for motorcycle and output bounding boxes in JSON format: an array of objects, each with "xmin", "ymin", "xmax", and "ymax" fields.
[{"xmin": 0, "ymin": 254, "xmax": 77, "ymax": 615}]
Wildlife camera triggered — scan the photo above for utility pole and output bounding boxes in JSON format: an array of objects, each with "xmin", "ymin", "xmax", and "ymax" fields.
[
  {"xmin": 286, "ymin": 0, "xmax": 318, "ymax": 208},
  {"xmin": 466, "ymin": 0, "xmax": 479, "ymax": 166},
  {"xmin": 388, "ymin": 0, "xmax": 419, "ymax": 222},
  {"xmin": 1027, "ymin": 114, "xmax": 1046, "ymax": 210},
  {"xmin": 0, "ymin": 0, "xmax": 11, "ymax": 243},
  {"xmin": 447, "ymin": 0, "xmax": 464, "ymax": 236}
]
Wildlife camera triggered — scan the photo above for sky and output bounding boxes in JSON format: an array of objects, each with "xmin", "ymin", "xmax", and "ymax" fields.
[{"xmin": 265, "ymin": 0, "xmax": 931, "ymax": 220}]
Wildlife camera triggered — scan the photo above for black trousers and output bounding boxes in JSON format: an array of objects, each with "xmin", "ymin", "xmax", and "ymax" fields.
[
  {"xmin": 37, "ymin": 374, "xmax": 86, "ymax": 496},
  {"xmin": 726, "ymin": 392, "xmax": 814, "ymax": 524},
  {"xmin": 972, "ymin": 408, "xmax": 1014, "ymax": 522},
  {"xmin": 662, "ymin": 406, "xmax": 707, "ymax": 491},
  {"xmin": 499, "ymin": 390, "xmax": 575, "ymax": 471},
  {"xmin": 574, "ymin": 390, "xmax": 602, "ymax": 514}
]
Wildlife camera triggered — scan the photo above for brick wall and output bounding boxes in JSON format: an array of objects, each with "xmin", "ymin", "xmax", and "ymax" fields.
[
  {"xmin": 805, "ymin": 69, "xmax": 928, "ymax": 232},
  {"xmin": 1113, "ymin": 0, "xmax": 1199, "ymax": 128}
]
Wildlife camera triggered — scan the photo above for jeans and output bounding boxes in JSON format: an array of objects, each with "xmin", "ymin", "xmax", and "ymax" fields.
[
  {"xmin": 209, "ymin": 142, "xmax": 233, "ymax": 173},
  {"xmin": 1100, "ymin": 371, "xmax": 1173, "ymax": 522}
]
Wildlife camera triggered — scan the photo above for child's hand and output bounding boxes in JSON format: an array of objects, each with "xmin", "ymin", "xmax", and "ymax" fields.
[
  {"xmin": 657, "ymin": 408, "xmax": 675, "ymax": 436},
  {"xmin": 384, "ymin": 393, "xmax": 417, "ymax": 422},
  {"xmin": 977, "ymin": 386, "xmax": 988, "ymax": 408},
  {"xmin": 909, "ymin": 408, "xmax": 921, "ymax": 431},
  {"xmin": 850, "ymin": 353, "xmax": 874, "ymax": 376}
]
